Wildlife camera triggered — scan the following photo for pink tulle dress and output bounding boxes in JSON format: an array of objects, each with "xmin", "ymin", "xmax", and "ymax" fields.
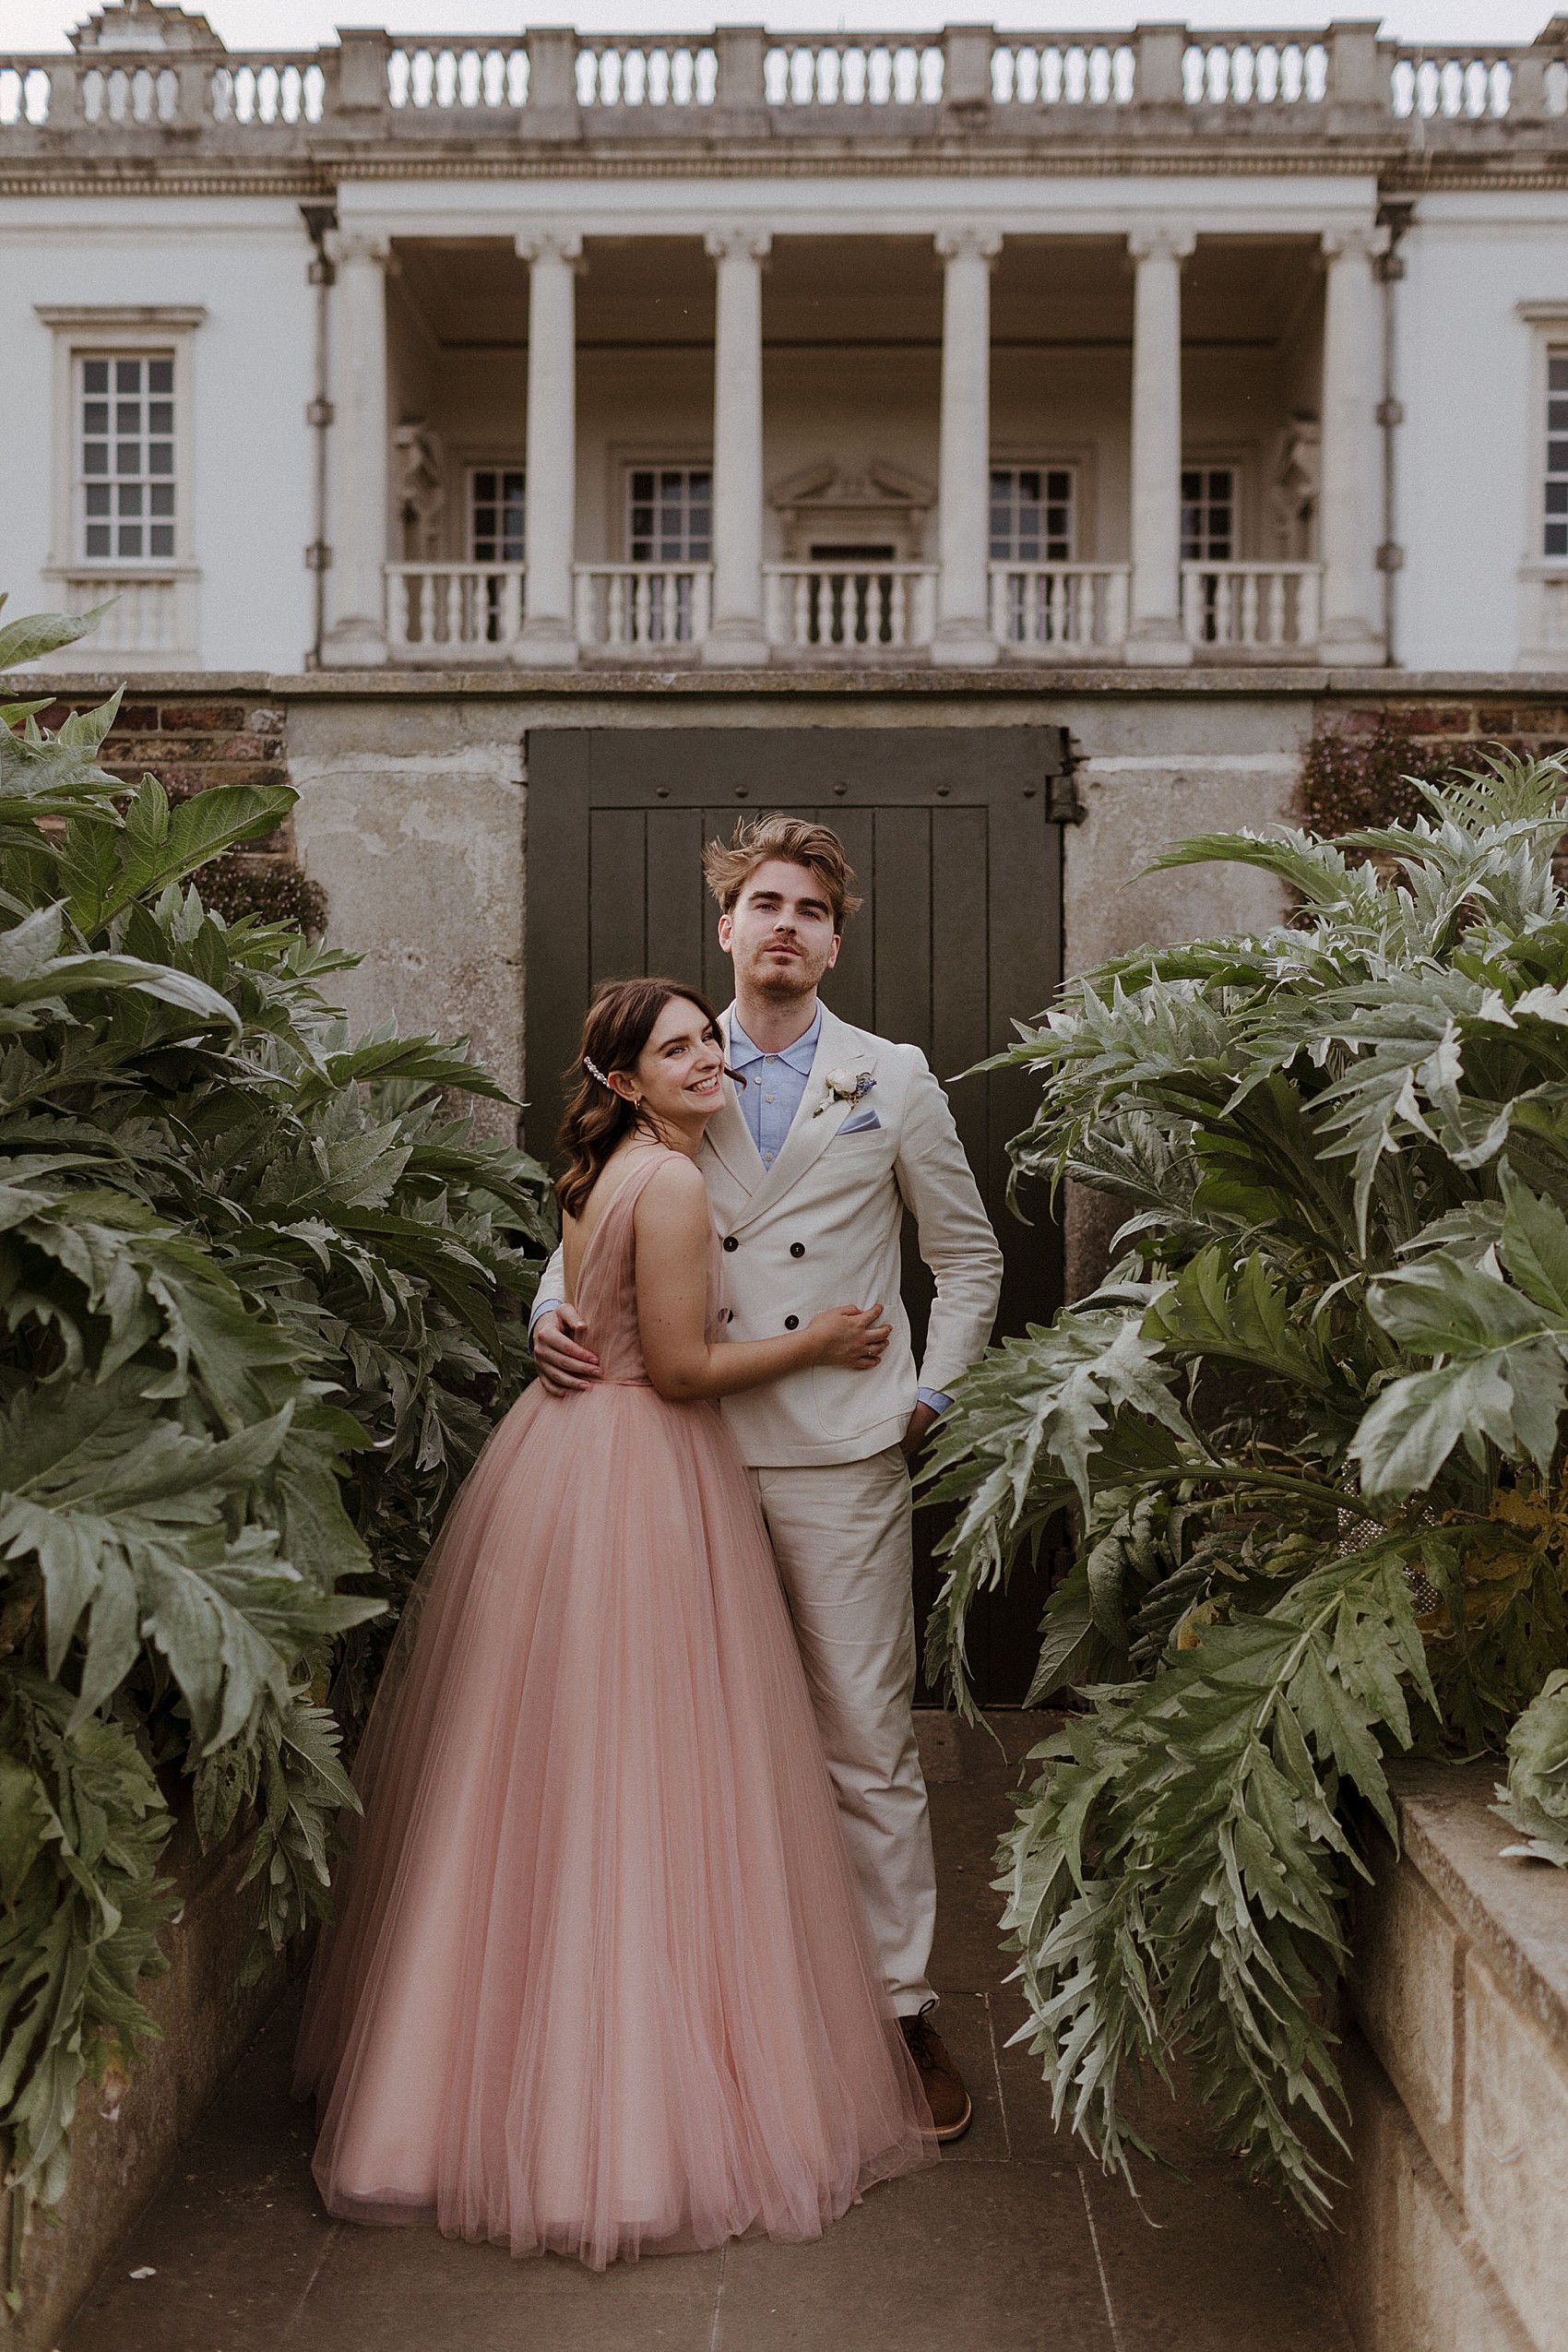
[{"xmin": 293, "ymin": 1150, "xmax": 935, "ymax": 2268}]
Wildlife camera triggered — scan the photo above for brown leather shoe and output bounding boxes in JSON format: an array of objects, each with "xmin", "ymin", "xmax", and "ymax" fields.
[{"xmin": 899, "ymin": 2003, "xmax": 972, "ymax": 2143}]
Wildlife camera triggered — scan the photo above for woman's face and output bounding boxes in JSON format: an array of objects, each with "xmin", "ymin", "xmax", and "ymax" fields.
[{"xmin": 624, "ymin": 997, "xmax": 725, "ymax": 1131}]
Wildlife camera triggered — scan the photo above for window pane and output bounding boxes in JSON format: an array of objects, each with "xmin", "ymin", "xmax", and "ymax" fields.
[
  {"xmin": 624, "ymin": 464, "xmax": 713, "ymax": 564},
  {"xmin": 77, "ymin": 350, "xmax": 174, "ymax": 563},
  {"xmin": 1549, "ymin": 523, "xmax": 1568, "ymax": 556},
  {"xmin": 1550, "ymin": 353, "xmax": 1568, "ymax": 391},
  {"xmin": 469, "ymin": 464, "xmax": 524, "ymax": 562},
  {"xmin": 989, "ymin": 464, "xmax": 1076, "ymax": 563}
]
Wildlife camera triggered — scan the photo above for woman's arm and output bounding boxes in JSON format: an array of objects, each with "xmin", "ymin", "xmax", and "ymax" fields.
[{"xmin": 634, "ymin": 1158, "xmax": 888, "ymax": 1404}]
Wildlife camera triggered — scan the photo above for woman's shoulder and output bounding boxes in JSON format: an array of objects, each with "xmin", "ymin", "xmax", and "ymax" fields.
[{"xmin": 635, "ymin": 1148, "xmax": 707, "ymax": 1211}]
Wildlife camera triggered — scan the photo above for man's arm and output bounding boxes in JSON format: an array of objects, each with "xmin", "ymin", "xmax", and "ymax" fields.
[
  {"xmin": 529, "ymin": 1240, "xmax": 602, "ymax": 1392},
  {"xmin": 893, "ymin": 1051, "xmax": 1004, "ymax": 1402}
]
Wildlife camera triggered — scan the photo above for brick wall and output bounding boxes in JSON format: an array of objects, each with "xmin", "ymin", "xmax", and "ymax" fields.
[{"xmin": 34, "ymin": 688, "xmax": 324, "ymax": 931}]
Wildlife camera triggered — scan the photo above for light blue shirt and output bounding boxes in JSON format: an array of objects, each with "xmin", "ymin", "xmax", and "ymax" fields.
[{"xmin": 727, "ymin": 1005, "xmax": 821, "ymax": 1170}]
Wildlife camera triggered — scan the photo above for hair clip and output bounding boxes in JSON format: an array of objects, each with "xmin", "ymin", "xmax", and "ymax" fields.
[{"xmin": 583, "ymin": 1054, "xmax": 610, "ymax": 1087}]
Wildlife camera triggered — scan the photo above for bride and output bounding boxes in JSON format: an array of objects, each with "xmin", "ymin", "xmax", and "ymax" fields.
[{"xmin": 293, "ymin": 976, "xmax": 936, "ymax": 2268}]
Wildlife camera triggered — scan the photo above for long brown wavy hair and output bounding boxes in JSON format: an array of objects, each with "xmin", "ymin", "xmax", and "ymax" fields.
[{"xmin": 555, "ymin": 976, "xmax": 725, "ymax": 1219}]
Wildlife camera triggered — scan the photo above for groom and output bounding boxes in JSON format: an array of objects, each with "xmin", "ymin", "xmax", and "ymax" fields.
[{"xmin": 532, "ymin": 814, "xmax": 1004, "ymax": 2141}]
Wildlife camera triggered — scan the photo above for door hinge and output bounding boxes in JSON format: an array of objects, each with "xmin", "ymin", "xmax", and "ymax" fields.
[
  {"xmin": 305, "ymin": 541, "xmax": 332, "ymax": 572},
  {"xmin": 1376, "ymin": 541, "xmax": 1406, "ymax": 574},
  {"xmin": 1375, "ymin": 396, "xmax": 1405, "ymax": 428},
  {"xmin": 306, "ymin": 397, "xmax": 335, "ymax": 428},
  {"xmin": 1047, "ymin": 772, "xmax": 1086, "ymax": 825}
]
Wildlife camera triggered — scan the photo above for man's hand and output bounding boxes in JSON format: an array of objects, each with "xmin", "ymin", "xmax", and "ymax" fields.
[
  {"xmin": 900, "ymin": 1398, "xmax": 940, "ymax": 1463},
  {"xmin": 533, "ymin": 1304, "xmax": 602, "ymax": 1396}
]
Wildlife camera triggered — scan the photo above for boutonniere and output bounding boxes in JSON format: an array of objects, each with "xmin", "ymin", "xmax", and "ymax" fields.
[{"xmin": 814, "ymin": 1065, "xmax": 876, "ymax": 1117}]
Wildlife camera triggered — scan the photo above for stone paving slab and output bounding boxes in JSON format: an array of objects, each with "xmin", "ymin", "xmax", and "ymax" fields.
[{"xmin": 63, "ymin": 1713, "xmax": 1351, "ymax": 2352}]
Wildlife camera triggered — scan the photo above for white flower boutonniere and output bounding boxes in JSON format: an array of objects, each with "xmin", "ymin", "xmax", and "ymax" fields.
[{"xmin": 814, "ymin": 1065, "xmax": 877, "ymax": 1117}]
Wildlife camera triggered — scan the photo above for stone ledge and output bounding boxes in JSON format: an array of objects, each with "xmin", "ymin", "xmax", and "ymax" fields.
[
  {"xmin": 21, "ymin": 668, "xmax": 1568, "ymax": 702},
  {"xmin": 1333, "ymin": 1763, "xmax": 1568, "ymax": 2352}
]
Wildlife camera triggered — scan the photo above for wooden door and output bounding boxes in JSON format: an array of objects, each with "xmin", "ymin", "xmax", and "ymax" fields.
[{"xmin": 525, "ymin": 727, "xmax": 1069, "ymax": 1704}]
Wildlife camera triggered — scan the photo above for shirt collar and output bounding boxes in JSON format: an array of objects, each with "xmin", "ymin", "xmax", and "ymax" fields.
[{"xmin": 729, "ymin": 1004, "xmax": 822, "ymax": 1074}]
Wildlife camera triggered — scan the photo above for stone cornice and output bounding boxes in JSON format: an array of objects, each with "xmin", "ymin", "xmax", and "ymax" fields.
[
  {"xmin": 22, "ymin": 666, "xmax": 1568, "ymax": 699},
  {"xmin": 7, "ymin": 137, "xmax": 1568, "ymax": 200}
]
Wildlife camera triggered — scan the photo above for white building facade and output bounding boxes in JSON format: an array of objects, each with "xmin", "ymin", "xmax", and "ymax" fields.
[{"xmin": 5, "ymin": 3, "xmax": 1568, "ymax": 679}]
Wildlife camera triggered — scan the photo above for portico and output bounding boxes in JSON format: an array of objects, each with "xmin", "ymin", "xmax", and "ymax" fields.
[{"xmin": 334, "ymin": 192, "xmax": 1383, "ymax": 672}]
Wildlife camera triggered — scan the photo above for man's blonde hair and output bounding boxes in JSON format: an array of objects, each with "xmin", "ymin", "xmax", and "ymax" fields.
[{"xmin": 701, "ymin": 814, "xmax": 862, "ymax": 930}]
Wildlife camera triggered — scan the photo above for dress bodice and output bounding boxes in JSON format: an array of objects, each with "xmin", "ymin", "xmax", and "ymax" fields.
[{"xmin": 569, "ymin": 1149, "xmax": 725, "ymax": 1387}]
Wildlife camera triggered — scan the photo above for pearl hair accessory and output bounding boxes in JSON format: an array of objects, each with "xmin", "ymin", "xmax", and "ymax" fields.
[{"xmin": 583, "ymin": 1054, "xmax": 611, "ymax": 1087}]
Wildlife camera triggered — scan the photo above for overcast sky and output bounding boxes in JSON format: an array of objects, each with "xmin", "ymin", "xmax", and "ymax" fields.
[{"xmin": 2, "ymin": 1, "xmax": 1556, "ymax": 53}]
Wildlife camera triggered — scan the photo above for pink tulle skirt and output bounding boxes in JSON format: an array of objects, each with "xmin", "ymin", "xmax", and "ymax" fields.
[{"xmin": 293, "ymin": 1375, "xmax": 935, "ymax": 2267}]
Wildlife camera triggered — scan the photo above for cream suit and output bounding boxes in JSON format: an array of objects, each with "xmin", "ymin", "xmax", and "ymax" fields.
[{"xmin": 539, "ymin": 1001, "xmax": 1004, "ymax": 2009}]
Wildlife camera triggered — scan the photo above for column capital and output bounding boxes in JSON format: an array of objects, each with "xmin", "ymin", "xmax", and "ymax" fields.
[
  {"xmin": 934, "ymin": 227, "xmax": 1003, "ymax": 265},
  {"xmin": 1321, "ymin": 223, "xmax": 1389, "ymax": 264},
  {"xmin": 327, "ymin": 229, "xmax": 397, "ymax": 274},
  {"xmin": 1127, "ymin": 227, "xmax": 1195, "ymax": 264},
  {"xmin": 516, "ymin": 229, "xmax": 584, "ymax": 267},
  {"xmin": 704, "ymin": 228, "xmax": 772, "ymax": 265}
]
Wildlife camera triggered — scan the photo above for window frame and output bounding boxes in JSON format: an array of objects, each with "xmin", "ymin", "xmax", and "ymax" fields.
[
  {"xmin": 988, "ymin": 461, "xmax": 1079, "ymax": 565},
  {"xmin": 465, "ymin": 460, "xmax": 527, "ymax": 564},
  {"xmin": 36, "ymin": 305, "xmax": 202, "ymax": 579},
  {"xmin": 620, "ymin": 459, "xmax": 713, "ymax": 567},
  {"xmin": 1180, "ymin": 460, "xmax": 1242, "ymax": 565}
]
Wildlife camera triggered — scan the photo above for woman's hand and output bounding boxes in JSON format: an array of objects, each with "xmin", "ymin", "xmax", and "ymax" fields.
[{"xmin": 805, "ymin": 1303, "xmax": 892, "ymax": 1371}]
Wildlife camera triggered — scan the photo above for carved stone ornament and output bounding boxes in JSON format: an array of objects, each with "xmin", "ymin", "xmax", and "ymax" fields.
[
  {"xmin": 769, "ymin": 459, "xmax": 936, "ymax": 563},
  {"xmin": 70, "ymin": 1, "xmax": 224, "ymax": 53}
]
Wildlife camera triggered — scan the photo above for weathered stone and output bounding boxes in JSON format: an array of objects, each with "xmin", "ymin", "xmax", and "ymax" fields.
[
  {"xmin": 287, "ymin": 700, "xmax": 526, "ymax": 1135},
  {"xmin": 1350, "ymin": 1848, "xmax": 1464, "ymax": 2196},
  {"xmin": 0, "ymin": 1807, "xmax": 293, "ymax": 2352},
  {"xmin": 1463, "ymin": 1952, "xmax": 1568, "ymax": 2352},
  {"xmin": 1333, "ymin": 2034, "xmax": 1532, "ymax": 2352}
]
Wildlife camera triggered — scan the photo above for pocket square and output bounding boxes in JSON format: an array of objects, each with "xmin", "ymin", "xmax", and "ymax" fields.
[{"xmin": 836, "ymin": 1106, "xmax": 883, "ymax": 1135}]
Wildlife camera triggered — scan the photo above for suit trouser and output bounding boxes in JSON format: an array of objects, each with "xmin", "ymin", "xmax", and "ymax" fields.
[{"xmin": 746, "ymin": 1446, "xmax": 937, "ymax": 2015}]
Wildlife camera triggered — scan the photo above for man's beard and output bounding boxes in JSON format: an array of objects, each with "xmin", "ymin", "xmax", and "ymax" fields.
[{"xmin": 745, "ymin": 948, "xmax": 824, "ymax": 1003}]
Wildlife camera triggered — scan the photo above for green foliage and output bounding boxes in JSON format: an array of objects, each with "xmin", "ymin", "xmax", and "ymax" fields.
[
  {"xmin": 0, "ymin": 601, "xmax": 555, "ymax": 2236},
  {"xmin": 1493, "ymin": 1669, "xmax": 1568, "ymax": 1864},
  {"xmin": 925, "ymin": 752, "xmax": 1568, "ymax": 2220}
]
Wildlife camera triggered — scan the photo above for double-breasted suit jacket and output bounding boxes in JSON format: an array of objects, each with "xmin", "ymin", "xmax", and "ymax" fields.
[{"xmin": 543, "ymin": 1002, "xmax": 1004, "ymax": 1467}]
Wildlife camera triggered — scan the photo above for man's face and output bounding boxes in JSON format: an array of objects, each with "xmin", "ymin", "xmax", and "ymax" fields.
[{"xmin": 719, "ymin": 858, "xmax": 840, "ymax": 1003}]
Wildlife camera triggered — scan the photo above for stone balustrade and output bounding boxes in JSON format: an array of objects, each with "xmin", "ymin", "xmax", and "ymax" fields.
[{"xmin": 4, "ymin": 21, "xmax": 1568, "ymax": 148}]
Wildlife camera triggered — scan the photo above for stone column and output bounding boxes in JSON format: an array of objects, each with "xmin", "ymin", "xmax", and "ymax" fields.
[
  {"xmin": 1319, "ymin": 227, "xmax": 1386, "ymax": 666},
  {"xmin": 322, "ymin": 230, "xmax": 394, "ymax": 667},
  {"xmin": 703, "ymin": 229, "xmax": 771, "ymax": 666},
  {"xmin": 1127, "ymin": 227, "xmax": 1194, "ymax": 665},
  {"xmin": 515, "ymin": 230, "xmax": 582, "ymax": 666},
  {"xmin": 932, "ymin": 227, "xmax": 1002, "ymax": 667}
]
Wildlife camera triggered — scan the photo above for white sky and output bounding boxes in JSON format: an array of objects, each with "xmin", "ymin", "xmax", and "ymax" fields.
[{"xmin": 1, "ymin": 1, "xmax": 1556, "ymax": 53}]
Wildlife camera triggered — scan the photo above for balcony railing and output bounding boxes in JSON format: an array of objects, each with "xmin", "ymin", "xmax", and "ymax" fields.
[
  {"xmin": 1180, "ymin": 561, "xmax": 1324, "ymax": 653},
  {"xmin": 765, "ymin": 564, "xmax": 937, "ymax": 653},
  {"xmin": 574, "ymin": 564, "xmax": 712, "ymax": 651},
  {"xmin": 5, "ymin": 23, "xmax": 1567, "ymax": 143},
  {"xmin": 990, "ymin": 563, "xmax": 1130, "ymax": 654},
  {"xmin": 386, "ymin": 563, "xmax": 525, "ymax": 659}
]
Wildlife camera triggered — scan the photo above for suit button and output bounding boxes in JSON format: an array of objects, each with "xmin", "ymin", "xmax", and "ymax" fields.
[
  {"xmin": 790, "ymin": 1241, "xmax": 805, "ymax": 1258},
  {"xmin": 722, "ymin": 1236, "xmax": 738, "ymax": 1252},
  {"xmin": 784, "ymin": 1314, "xmax": 799, "ymax": 1331}
]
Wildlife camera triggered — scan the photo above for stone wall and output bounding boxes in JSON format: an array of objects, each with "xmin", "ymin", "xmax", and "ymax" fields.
[
  {"xmin": 33, "ymin": 683, "xmax": 321, "ymax": 932},
  {"xmin": 0, "ymin": 1806, "xmax": 293, "ymax": 2352},
  {"xmin": 29, "ymin": 664, "xmax": 1568, "ymax": 1279},
  {"xmin": 1332, "ymin": 1764, "xmax": 1568, "ymax": 2352}
]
